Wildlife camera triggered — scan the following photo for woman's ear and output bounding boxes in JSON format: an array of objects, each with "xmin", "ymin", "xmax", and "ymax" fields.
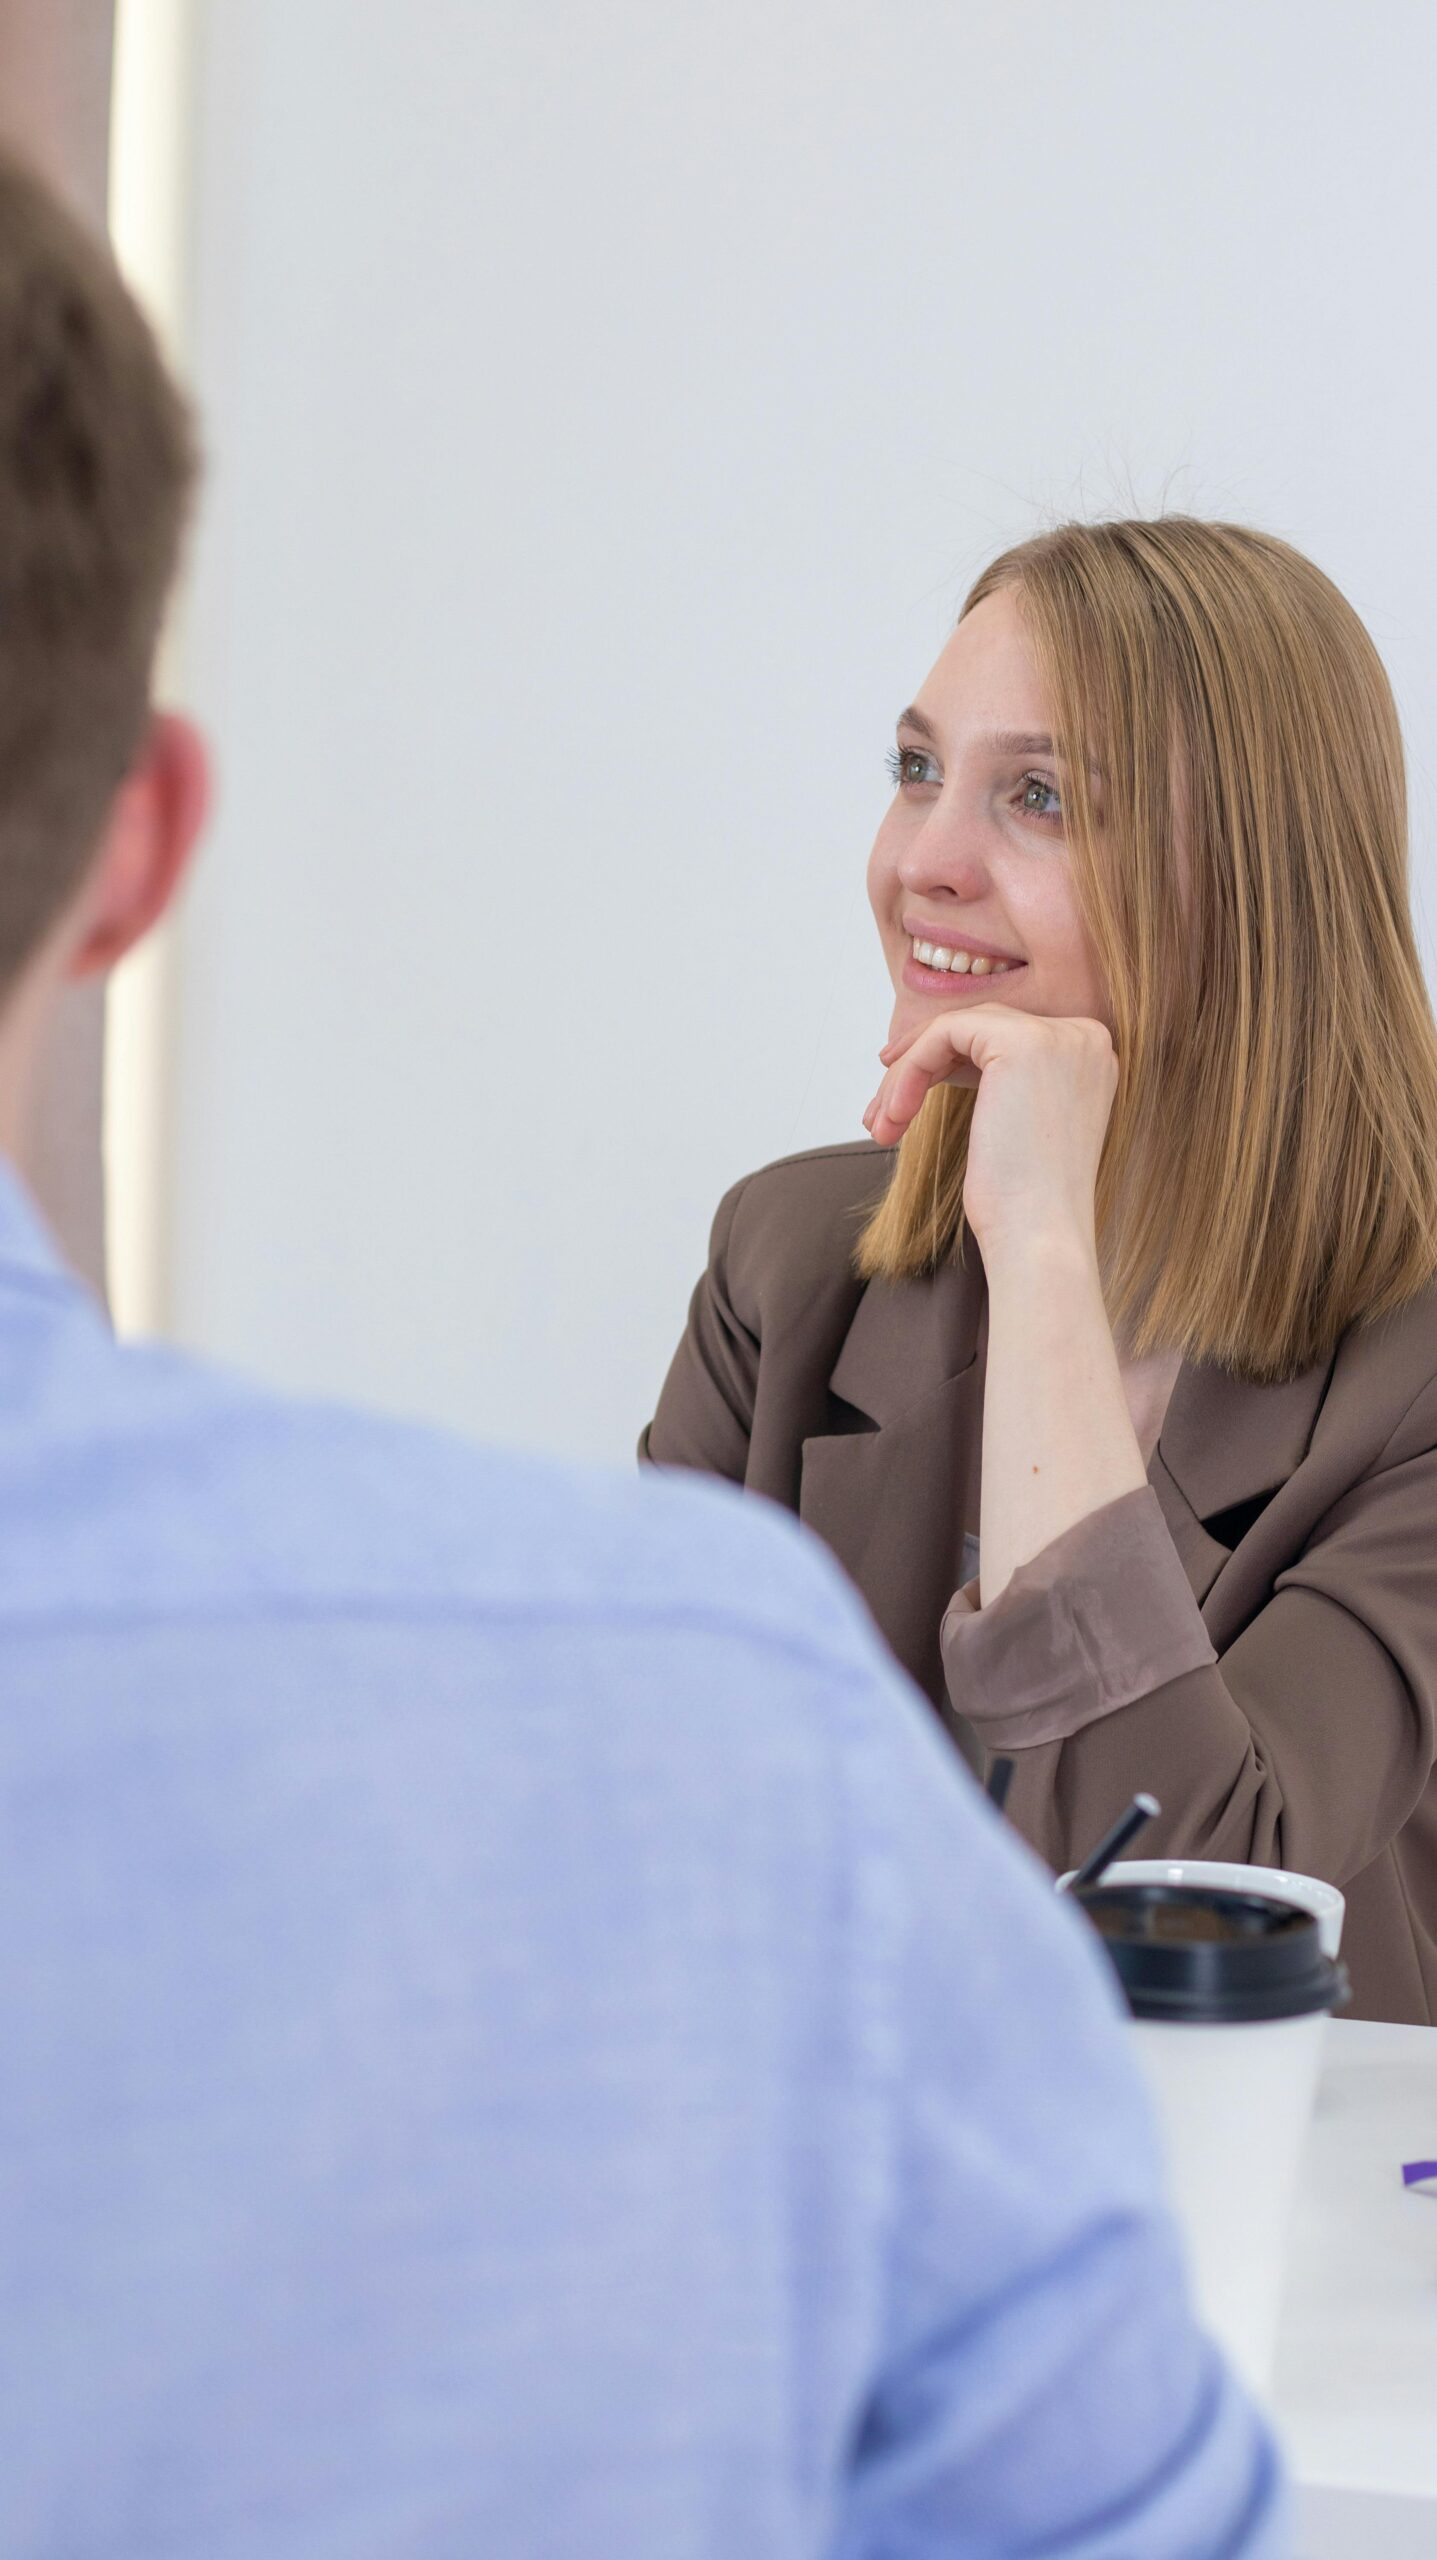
[{"xmin": 66, "ymin": 711, "xmax": 210, "ymax": 980}]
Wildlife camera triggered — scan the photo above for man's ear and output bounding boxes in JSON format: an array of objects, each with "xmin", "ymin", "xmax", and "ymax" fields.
[{"xmin": 66, "ymin": 711, "xmax": 210, "ymax": 980}]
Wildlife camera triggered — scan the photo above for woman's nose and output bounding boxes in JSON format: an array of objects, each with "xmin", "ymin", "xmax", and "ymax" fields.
[{"xmin": 895, "ymin": 810, "xmax": 991, "ymax": 901}]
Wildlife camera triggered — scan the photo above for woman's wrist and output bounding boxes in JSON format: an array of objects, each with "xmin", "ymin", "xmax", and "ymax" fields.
[{"xmin": 972, "ymin": 1214, "xmax": 1100, "ymax": 1293}]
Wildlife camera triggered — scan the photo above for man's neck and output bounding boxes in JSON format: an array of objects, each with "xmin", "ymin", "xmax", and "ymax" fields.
[{"xmin": 0, "ymin": 960, "xmax": 75, "ymax": 1176}]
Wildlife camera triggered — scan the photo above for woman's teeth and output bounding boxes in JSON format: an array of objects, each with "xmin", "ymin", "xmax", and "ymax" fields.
[{"xmin": 911, "ymin": 937, "xmax": 1018, "ymax": 977}]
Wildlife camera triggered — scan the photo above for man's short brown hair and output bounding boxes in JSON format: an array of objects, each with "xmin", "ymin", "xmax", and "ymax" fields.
[{"xmin": 0, "ymin": 148, "xmax": 195, "ymax": 990}]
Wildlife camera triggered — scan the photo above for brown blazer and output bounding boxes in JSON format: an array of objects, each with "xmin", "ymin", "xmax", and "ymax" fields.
[{"xmin": 642, "ymin": 1141, "xmax": 1437, "ymax": 2026}]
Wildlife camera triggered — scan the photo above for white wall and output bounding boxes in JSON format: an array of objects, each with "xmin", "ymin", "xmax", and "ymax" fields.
[{"xmin": 163, "ymin": 0, "xmax": 1437, "ymax": 1461}]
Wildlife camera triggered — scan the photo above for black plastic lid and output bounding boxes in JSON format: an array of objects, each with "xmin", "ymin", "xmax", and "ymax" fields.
[{"xmin": 1076, "ymin": 1881, "xmax": 1350, "ymax": 2023}]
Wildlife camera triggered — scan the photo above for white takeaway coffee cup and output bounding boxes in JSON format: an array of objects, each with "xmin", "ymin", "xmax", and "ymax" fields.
[
  {"xmin": 1059, "ymin": 1858, "xmax": 1346, "ymax": 1960},
  {"xmin": 1077, "ymin": 1879, "xmax": 1348, "ymax": 2399}
]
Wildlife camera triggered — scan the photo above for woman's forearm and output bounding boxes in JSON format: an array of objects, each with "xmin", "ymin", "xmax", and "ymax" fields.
[
  {"xmin": 865, "ymin": 1005, "xmax": 1150, "ymax": 1605},
  {"xmin": 978, "ymin": 1231, "xmax": 1148, "ymax": 1607}
]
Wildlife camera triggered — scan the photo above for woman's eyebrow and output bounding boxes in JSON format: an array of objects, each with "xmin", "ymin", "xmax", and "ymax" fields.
[
  {"xmin": 985, "ymin": 729, "xmax": 1059, "ymax": 757},
  {"xmin": 894, "ymin": 709, "xmax": 1056, "ymax": 755}
]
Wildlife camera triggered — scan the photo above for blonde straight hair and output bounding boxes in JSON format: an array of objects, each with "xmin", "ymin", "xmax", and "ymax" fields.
[{"xmin": 857, "ymin": 518, "xmax": 1437, "ymax": 1382}]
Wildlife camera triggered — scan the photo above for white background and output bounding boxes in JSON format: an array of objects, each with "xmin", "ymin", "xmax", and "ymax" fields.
[{"xmin": 151, "ymin": 0, "xmax": 1437, "ymax": 1462}]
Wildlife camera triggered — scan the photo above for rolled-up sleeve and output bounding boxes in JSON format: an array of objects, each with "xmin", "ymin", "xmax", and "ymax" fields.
[
  {"xmin": 941, "ymin": 1486, "xmax": 1216, "ymax": 1751},
  {"xmin": 945, "ymin": 1397, "xmax": 1437, "ymax": 2004}
]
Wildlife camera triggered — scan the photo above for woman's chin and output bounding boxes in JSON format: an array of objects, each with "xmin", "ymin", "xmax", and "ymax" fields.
[
  {"xmin": 885, "ymin": 988, "xmax": 955, "ymax": 1048},
  {"xmin": 885, "ymin": 992, "xmax": 928, "ymax": 1044}
]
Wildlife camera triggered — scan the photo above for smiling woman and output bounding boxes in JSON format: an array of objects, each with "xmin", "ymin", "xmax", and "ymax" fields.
[
  {"xmin": 861, "ymin": 525, "xmax": 1437, "ymax": 1378},
  {"xmin": 642, "ymin": 516, "xmax": 1437, "ymax": 2027}
]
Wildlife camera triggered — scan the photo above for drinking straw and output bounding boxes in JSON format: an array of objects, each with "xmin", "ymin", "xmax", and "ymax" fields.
[
  {"xmin": 1058, "ymin": 1792, "xmax": 1161, "ymax": 1893},
  {"xmin": 985, "ymin": 1756, "xmax": 1015, "ymax": 1813}
]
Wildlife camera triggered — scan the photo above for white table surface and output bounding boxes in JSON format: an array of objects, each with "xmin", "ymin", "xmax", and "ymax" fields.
[{"xmin": 1271, "ymin": 2015, "xmax": 1437, "ymax": 2559}]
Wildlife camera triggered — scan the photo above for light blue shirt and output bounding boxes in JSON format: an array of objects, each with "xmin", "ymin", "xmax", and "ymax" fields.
[{"xmin": 0, "ymin": 1168, "xmax": 1285, "ymax": 2557}]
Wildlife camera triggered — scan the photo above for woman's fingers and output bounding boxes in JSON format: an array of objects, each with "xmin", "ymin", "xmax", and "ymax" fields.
[
  {"xmin": 865, "ymin": 1052, "xmax": 957, "ymax": 1145},
  {"xmin": 881, "ymin": 1056, "xmax": 943, "ymax": 1135},
  {"xmin": 864, "ymin": 1006, "xmax": 997, "ymax": 1142}
]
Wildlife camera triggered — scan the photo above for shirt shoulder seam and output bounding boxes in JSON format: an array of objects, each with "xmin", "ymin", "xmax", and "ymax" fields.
[{"xmin": 0, "ymin": 1587, "xmax": 882, "ymax": 1682}]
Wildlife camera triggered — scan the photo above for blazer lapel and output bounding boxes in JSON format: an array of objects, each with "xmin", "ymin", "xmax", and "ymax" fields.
[
  {"xmin": 1150, "ymin": 1346, "xmax": 1337, "ymax": 1609},
  {"xmin": 799, "ymin": 1229, "xmax": 1337, "ymax": 1685},
  {"xmin": 799, "ymin": 1238, "xmax": 986, "ymax": 1710}
]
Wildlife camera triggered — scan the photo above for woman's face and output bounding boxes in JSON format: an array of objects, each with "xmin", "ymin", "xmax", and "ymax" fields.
[{"xmin": 867, "ymin": 587, "xmax": 1109, "ymax": 1056}]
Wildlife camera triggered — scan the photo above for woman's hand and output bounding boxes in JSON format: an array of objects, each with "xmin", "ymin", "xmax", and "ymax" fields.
[{"xmin": 862, "ymin": 1004, "xmax": 1119, "ymax": 1264}]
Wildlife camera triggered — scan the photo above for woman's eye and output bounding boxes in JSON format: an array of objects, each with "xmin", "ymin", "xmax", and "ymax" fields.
[
  {"xmin": 1018, "ymin": 771, "xmax": 1063, "ymax": 822},
  {"xmin": 886, "ymin": 745, "xmax": 940, "ymax": 789}
]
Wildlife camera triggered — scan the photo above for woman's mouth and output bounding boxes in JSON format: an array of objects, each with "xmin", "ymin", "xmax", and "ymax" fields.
[{"xmin": 903, "ymin": 933, "xmax": 1027, "ymax": 993}]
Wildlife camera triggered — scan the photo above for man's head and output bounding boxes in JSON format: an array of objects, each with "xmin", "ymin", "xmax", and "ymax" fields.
[{"xmin": 0, "ymin": 146, "xmax": 205, "ymax": 1099}]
